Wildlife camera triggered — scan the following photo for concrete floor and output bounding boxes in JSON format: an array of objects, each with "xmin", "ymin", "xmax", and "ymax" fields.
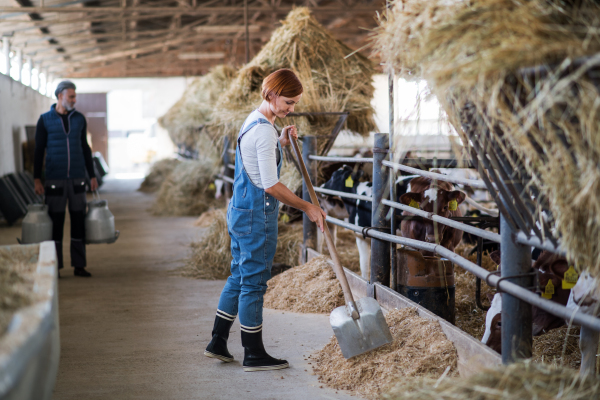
[{"xmin": 0, "ymin": 178, "xmax": 356, "ymax": 400}]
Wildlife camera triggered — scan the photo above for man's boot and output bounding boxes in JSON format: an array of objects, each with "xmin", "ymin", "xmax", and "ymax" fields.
[
  {"xmin": 241, "ymin": 329, "xmax": 289, "ymax": 372},
  {"xmin": 204, "ymin": 312, "xmax": 235, "ymax": 362}
]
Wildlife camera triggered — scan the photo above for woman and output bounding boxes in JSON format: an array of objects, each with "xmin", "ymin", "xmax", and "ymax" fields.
[{"xmin": 204, "ymin": 69, "xmax": 326, "ymax": 372}]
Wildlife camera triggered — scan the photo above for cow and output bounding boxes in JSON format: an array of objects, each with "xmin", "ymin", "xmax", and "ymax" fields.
[
  {"xmin": 319, "ymin": 165, "xmax": 415, "ymax": 279},
  {"xmin": 482, "ymin": 251, "xmax": 575, "ymax": 355},
  {"xmin": 398, "ymin": 176, "xmax": 466, "ymax": 256},
  {"xmin": 566, "ymin": 271, "xmax": 600, "ymax": 376}
]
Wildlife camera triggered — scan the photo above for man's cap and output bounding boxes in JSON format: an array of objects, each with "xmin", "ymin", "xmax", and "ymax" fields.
[{"xmin": 54, "ymin": 80, "xmax": 76, "ymax": 98}]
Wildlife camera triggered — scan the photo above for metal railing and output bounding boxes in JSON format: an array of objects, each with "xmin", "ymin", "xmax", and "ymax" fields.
[{"xmin": 299, "ymin": 132, "xmax": 600, "ymax": 366}]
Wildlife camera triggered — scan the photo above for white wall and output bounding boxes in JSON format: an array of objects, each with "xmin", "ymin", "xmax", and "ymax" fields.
[{"xmin": 0, "ymin": 74, "xmax": 52, "ymax": 176}]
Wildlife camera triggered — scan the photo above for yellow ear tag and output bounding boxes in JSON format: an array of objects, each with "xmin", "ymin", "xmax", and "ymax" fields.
[
  {"xmin": 209, "ymin": 183, "xmax": 216, "ymax": 190},
  {"xmin": 345, "ymin": 175, "xmax": 354, "ymax": 188},
  {"xmin": 281, "ymin": 214, "xmax": 290, "ymax": 223},
  {"xmin": 449, "ymin": 200, "xmax": 458, "ymax": 211},
  {"xmin": 542, "ymin": 280, "xmax": 554, "ymax": 299},
  {"xmin": 409, "ymin": 199, "xmax": 420, "ymax": 209},
  {"xmin": 562, "ymin": 266, "xmax": 579, "ymax": 290}
]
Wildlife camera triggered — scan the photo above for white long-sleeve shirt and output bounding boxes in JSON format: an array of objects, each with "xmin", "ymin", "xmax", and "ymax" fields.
[{"xmin": 239, "ymin": 110, "xmax": 280, "ymax": 189}]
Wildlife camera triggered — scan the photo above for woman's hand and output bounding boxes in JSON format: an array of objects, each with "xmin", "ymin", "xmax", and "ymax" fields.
[
  {"xmin": 279, "ymin": 125, "xmax": 298, "ymax": 147},
  {"xmin": 305, "ymin": 203, "xmax": 327, "ymax": 232}
]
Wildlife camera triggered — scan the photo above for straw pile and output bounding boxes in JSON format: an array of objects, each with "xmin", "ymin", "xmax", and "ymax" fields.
[
  {"xmin": 375, "ymin": 0, "xmax": 600, "ymax": 276},
  {"xmin": 264, "ymin": 256, "xmax": 344, "ymax": 313},
  {"xmin": 138, "ymin": 158, "xmax": 180, "ymax": 193},
  {"xmin": 211, "ymin": 7, "xmax": 376, "ymax": 153},
  {"xmin": 181, "ymin": 210, "xmax": 303, "ymax": 280},
  {"xmin": 0, "ymin": 246, "xmax": 39, "ymax": 335},
  {"xmin": 159, "ymin": 65, "xmax": 236, "ymax": 147},
  {"xmin": 322, "ymin": 228, "xmax": 361, "ymax": 274},
  {"xmin": 383, "ymin": 361, "xmax": 600, "ymax": 400},
  {"xmin": 151, "ymin": 159, "xmax": 221, "ymax": 216},
  {"xmin": 533, "ymin": 325, "xmax": 581, "ymax": 370},
  {"xmin": 312, "ymin": 307, "xmax": 458, "ymax": 399}
]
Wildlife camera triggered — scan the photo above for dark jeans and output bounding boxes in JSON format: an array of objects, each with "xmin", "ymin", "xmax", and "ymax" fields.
[{"xmin": 44, "ymin": 178, "xmax": 87, "ymax": 269}]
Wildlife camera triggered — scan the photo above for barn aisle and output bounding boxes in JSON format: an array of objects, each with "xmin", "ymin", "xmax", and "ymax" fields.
[{"xmin": 0, "ymin": 179, "xmax": 355, "ymax": 400}]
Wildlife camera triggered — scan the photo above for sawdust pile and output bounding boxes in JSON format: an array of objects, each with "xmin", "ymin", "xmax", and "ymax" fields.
[
  {"xmin": 151, "ymin": 159, "xmax": 222, "ymax": 216},
  {"xmin": 0, "ymin": 246, "xmax": 39, "ymax": 335},
  {"xmin": 159, "ymin": 65, "xmax": 236, "ymax": 147},
  {"xmin": 312, "ymin": 307, "xmax": 458, "ymax": 399},
  {"xmin": 264, "ymin": 256, "xmax": 343, "ymax": 314},
  {"xmin": 375, "ymin": 0, "xmax": 600, "ymax": 277},
  {"xmin": 454, "ymin": 249, "xmax": 498, "ymax": 339},
  {"xmin": 138, "ymin": 158, "xmax": 180, "ymax": 193},
  {"xmin": 383, "ymin": 361, "xmax": 599, "ymax": 400},
  {"xmin": 211, "ymin": 7, "xmax": 376, "ymax": 153},
  {"xmin": 181, "ymin": 210, "xmax": 303, "ymax": 280}
]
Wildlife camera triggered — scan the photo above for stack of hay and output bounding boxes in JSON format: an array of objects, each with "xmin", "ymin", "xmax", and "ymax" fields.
[
  {"xmin": 0, "ymin": 246, "xmax": 39, "ymax": 335},
  {"xmin": 312, "ymin": 307, "xmax": 458, "ymax": 400},
  {"xmin": 375, "ymin": 0, "xmax": 600, "ymax": 275},
  {"xmin": 383, "ymin": 361, "xmax": 600, "ymax": 400},
  {"xmin": 211, "ymin": 7, "xmax": 377, "ymax": 191},
  {"xmin": 180, "ymin": 208, "xmax": 303, "ymax": 280},
  {"xmin": 138, "ymin": 158, "xmax": 180, "ymax": 193},
  {"xmin": 159, "ymin": 65, "xmax": 236, "ymax": 149},
  {"xmin": 150, "ymin": 158, "xmax": 221, "ymax": 216}
]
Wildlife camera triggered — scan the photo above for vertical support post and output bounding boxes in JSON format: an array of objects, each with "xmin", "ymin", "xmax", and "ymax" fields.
[
  {"xmin": 16, "ymin": 48, "xmax": 22, "ymax": 82},
  {"xmin": 27, "ymin": 57, "xmax": 33, "ymax": 86},
  {"xmin": 388, "ymin": 69, "xmax": 397, "ymax": 291},
  {"xmin": 244, "ymin": 0, "xmax": 250, "ymax": 64},
  {"xmin": 371, "ymin": 133, "xmax": 391, "ymax": 286},
  {"xmin": 2, "ymin": 37, "xmax": 10, "ymax": 76},
  {"xmin": 500, "ymin": 214, "xmax": 533, "ymax": 364},
  {"xmin": 302, "ymin": 136, "xmax": 317, "ymax": 251}
]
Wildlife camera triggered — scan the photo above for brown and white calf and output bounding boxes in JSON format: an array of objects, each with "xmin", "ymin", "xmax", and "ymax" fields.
[{"xmin": 398, "ymin": 177, "xmax": 466, "ymax": 255}]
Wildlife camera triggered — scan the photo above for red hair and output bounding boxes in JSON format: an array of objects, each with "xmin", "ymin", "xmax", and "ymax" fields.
[{"xmin": 261, "ymin": 69, "xmax": 303, "ymax": 101}]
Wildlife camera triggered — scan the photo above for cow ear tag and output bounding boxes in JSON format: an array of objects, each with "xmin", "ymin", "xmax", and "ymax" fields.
[
  {"xmin": 542, "ymin": 280, "xmax": 554, "ymax": 299},
  {"xmin": 345, "ymin": 176, "xmax": 354, "ymax": 188},
  {"xmin": 562, "ymin": 266, "xmax": 579, "ymax": 290},
  {"xmin": 281, "ymin": 213, "xmax": 290, "ymax": 223},
  {"xmin": 209, "ymin": 183, "xmax": 216, "ymax": 190},
  {"xmin": 409, "ymin": 199, "xmax": 420, "ymax": 209},
  {"xmin": 449, "ymin": 199, "xmax": 458, "ymax": 211}
]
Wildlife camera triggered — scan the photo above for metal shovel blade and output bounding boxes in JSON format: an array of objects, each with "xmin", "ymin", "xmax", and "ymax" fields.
[{"xmin": 330, "ymin": 296, "xmax": 393, "ymax": 359}]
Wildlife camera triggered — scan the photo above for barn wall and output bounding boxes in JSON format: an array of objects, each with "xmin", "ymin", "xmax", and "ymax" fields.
[{"xmin": 0, "ymin": 74, "xmax": 52, "ymax": 176}]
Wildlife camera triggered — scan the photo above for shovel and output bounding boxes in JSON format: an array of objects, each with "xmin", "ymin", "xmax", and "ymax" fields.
[{"xmin": 290, "ymin": 137, "xmax": 393, "ymax": 359}]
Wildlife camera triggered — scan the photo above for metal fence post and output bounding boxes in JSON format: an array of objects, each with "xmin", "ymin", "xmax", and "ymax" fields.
[
  {"xmin": 371, "ymin": 133, "xmax": 391, "ymax": 286},
  {"xmin": 302, "ymin": 136, "xmax": 317, "ymax": 252},
  {"xmin": 500, "ymin": 214, "xmax": 533, "ymax": 363},
  {"xmin": 388, "ymin": 70, "xmax": 397, "ymax": 291},
  {"xmin": 222, "ymin": 137, "xmax": 234, "ymax": 200}
]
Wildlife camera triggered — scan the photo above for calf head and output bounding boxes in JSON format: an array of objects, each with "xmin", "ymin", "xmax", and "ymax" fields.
[
  {"xmin": 322, "ymin": 165, "xmax": 364, "ymax": 218},
  {"xmin": 485, "ymin": 313, "xmax": 502, "ymax": 354},
  {"xmin": 399, "ymin": 185, "xmax": 466, "ymax": 244}
]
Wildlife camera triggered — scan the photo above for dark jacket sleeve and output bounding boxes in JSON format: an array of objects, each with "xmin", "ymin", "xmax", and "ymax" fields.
[
  {"xmin": 81, "ymin": 117, "xmax": 96, "ymax": 179},
  {"xmin": 34, "ymin": 116, "xmax": 47, "ymax": 179}
]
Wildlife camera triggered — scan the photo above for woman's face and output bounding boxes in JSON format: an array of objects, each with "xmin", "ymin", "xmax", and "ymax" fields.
[{"xmin": 269, "ymin": 93, "xmax": 302, "ymax": 118}]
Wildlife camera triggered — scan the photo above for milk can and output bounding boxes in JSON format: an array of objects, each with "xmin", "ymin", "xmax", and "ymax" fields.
[
  {"xmin": 85, "ymin": 197, "xmax": 119, "ymax": 244},
  {"xmin": 396, "ymin": 247, "xmax": 455, "ymax": 324},
  {"xmin": 19, "ymin": 204, "xmax": 53, "ymax": 244}
]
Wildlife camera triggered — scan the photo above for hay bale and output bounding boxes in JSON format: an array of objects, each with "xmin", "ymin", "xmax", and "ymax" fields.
[
  {"xmin": 382, "ymin": 361, "xmax": 600, "ymax": 400},
  {"xmin": 211, "ymin": 7, "xmax": 376, "ymax": 152},
  {"xmin": 159, "ymin": 65, "xmax": 236, "ymax": 147},
  {"xmin": 312, "ymin": 307, "xmax": 458, "ymax": 399},
  {"xmin": 264, "ymin": 256, "xmax": 344, "ymax": 313},
  {"xmin": 181, "ymin": 210, "xmax": 303, "ymax": 280},
  {"xmin": 0, "ymin": 246, "xmax": 39, "ymax": 335},
  {"xmin": 138, "ymin": 158, "xmax": 180, "ymax": 193},
  {"xmin": 194, "ymin": 208, "xmax": 224, "ymax": 228},
  {"xmin": 374, "ymin": 0, "xmax": 600, "ymax": 276},
  {"xmin": 151, "ymin": 159, "xmax": 221, "ymax": 216}
]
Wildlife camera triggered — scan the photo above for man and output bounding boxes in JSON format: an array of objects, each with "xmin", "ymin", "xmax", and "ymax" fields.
[{"xmin": 34, "ymin": 80, "xmax": 98, "ymax": 277}]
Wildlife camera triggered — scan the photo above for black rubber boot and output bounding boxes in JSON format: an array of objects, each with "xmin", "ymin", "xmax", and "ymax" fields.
[
  {"xmin": 74, "ymin": 267, "xmax": 92, "ymax": 277},
  {"xmin": 241, "ymin": 330, "xmax": 289, "ymax": 372},
  {"xmin": 204, "ymin": 313, "xmax": 235, "ymax": 362}
]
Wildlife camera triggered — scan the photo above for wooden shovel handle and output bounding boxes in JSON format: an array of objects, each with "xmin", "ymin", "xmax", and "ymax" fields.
[{"xmin": 290, "ymin": 137, "xmax": 356, "ymax": 308}]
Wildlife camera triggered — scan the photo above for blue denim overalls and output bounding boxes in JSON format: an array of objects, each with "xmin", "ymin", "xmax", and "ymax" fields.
[{"xmin": 216, "ymin": 114, "xmax": 283, "ymax": 333}]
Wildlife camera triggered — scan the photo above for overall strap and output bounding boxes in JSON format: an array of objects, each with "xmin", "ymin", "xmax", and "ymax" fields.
[{"xmin": 237, "ymin": 117, "xmax": 272, "ymax": 147}]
